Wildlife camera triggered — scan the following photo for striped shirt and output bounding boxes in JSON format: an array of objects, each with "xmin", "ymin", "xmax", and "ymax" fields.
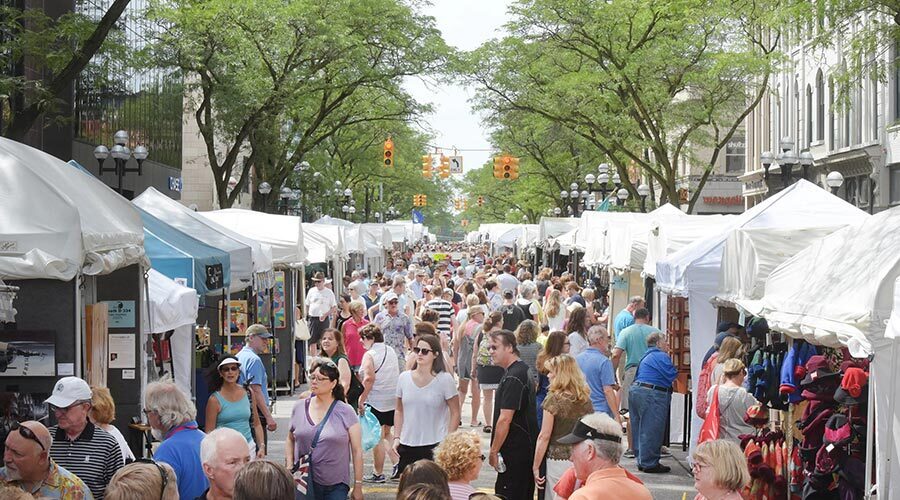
[
  {"xmin": 49, "ymin": 422, "xmax": 124, "ymax": 500},
  {"xmin": 425, "ymin": 298, "xmax": 454, "ymax": 337}
]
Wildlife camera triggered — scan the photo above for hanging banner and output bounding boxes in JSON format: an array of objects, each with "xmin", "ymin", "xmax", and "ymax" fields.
[
  {"xmin": 274, "ymin": 271, "xmax": 286, "ymax": 328},
  {"xmin": 256, "ymin": 291, "xmax": 270, "ymax": 326}
]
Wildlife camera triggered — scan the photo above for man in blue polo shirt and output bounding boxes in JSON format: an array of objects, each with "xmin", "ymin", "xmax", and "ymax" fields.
[
  {"xmin": 629, "ymin": 332, "xmax": 677, "ymax": 474},
  {"xmin": 576, "ymin": 326, "xmax": 621, "ymax": 421},
  {"xmin": 237, "ymin": 324, "xmax": 276, "ymax": 450},
  {"xmin": 611, "ymin": 308, "xmax": 660, "ymax": 456}
]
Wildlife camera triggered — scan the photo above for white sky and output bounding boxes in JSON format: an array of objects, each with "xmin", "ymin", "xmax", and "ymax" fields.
[{"xmin": 404, "ymin": 0, "xmax": 513, "ymax": 175}]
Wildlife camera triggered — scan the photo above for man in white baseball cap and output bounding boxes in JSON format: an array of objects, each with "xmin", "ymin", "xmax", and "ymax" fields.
[{"xmin": 44, "ymin": 377, "xmax": 123, "ymax": 499}]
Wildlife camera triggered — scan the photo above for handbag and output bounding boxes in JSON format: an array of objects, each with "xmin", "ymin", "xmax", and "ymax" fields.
[
  {"xmin": 698, "ymin": 385, "xmax": 721, "ymax": 444},
  {"xmin": 295, "ymin": 317, "xmax": 311, "ymax": 341},
  {"xmin": 292, "ymin": 398, "xmax": 337, "ymax": 499}
]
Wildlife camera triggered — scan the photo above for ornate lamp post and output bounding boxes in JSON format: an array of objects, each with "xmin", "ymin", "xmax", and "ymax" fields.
[
  {"xmin": 637, "ymin": 183, "xmax": 651, "ymax": 212},
  {"xmin": 826, "ymin": 171, "xmax": 844, "ymax": 195},
  {"xmin": 93, "ymin": 130, "xmax": 149, "ymax": 195}
]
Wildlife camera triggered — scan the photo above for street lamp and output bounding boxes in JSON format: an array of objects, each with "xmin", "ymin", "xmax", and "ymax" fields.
[
  {"xmin": 257, "ymin": 181, "xmax": 272, "ymax": 195},
  {"xmin": 93, "ymin": 130, "xmax": 148, "ymax": 194},
  {"xmin": 616, "ymin": 188, "xmax": 629, "ymax": 206},
  {"xmin": 637, "ymin": 183, "xmax": 651, "ymax": 212},
  {"xmin": 826, "ymin": 171, "xmax": 844, "ymax": 195},
  {"xmin": 553, "ymin": 207, "xmax": 562, "ymax": 216},
  {"xmin": 799, "ymin": 151, "xmax": 814, "ymax": 181},
  {"xmin": 374, "ymin": 211, "xmax": 382, "ymax": 222},
  {"xmin": 760, "ymin": 151, "xmax": 774, "ymax": 184},
  {"xmin": 279, "ymin": 186, "xmax": 292, "ymax": 214},
  {"xmin": 780, "ymin": 147, "xmax": 798, "ymax": 188}
]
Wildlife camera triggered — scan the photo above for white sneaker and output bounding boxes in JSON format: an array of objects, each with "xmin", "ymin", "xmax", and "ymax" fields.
[{"xmin": 660, "ymin": 446, "xmax": 672, "ymax": 457}]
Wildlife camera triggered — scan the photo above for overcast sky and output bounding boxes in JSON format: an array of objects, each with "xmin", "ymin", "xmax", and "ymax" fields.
[{"xmin": 404, "ymin": 0, "xmax": 513, "ymax": 175}]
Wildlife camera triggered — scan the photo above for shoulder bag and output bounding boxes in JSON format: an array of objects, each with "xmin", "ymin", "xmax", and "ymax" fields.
[
  {"xmin": 295, "ymin": 317, "xmax": 311, "ymax": 341},
  {"xmin": 292, "ymin": 398, "xmax": 337, "ymax": 499},
  {"xmin": 698, "ymin": 385, "xmax": 721, "ymax": 444}
]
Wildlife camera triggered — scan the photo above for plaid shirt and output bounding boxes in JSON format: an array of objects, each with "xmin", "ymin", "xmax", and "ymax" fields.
[{"xmin": 374, "ymin": 311, "xmax": 413, "ymax": 364}]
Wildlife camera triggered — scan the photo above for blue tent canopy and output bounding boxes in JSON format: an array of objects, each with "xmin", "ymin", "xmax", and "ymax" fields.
[{"xmin": 138, "ymin": 207, "xmax": 231, "ymax": 295}]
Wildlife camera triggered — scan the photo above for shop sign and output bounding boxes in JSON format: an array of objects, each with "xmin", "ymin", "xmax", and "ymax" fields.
[
  {"xmin": 0, "ymin": 241, "xmax": 17, "ymax": 252},
  {"xmin": 702, "ymin": 195, "xmax": 743, "ymax": 206},
  {"xmin": 610, "ymin": 275, "xmax": 627, "ymax": 290},
  {"xmin": 104, "ymin": 300, "xmax": 135, "ymax": 328},
  {"xmin": 205, "ymin": 264, "xmax": 224, "ymax": 290},
  {"xmin": 743, "ymin": 178, "xmax": 767, "ymax": 195},
  {"xmin": 168, "ymin": 176, "xmax": 183, "ymax": 192}
]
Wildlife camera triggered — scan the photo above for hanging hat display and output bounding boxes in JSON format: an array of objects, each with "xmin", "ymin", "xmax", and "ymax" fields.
[
  {"xmin": 834, "ymin": 367, "xmax": 869, "ymax": 406},
  {"xmin": 800, "ymin": 355, "xmax": 839, "ymax": 386}
]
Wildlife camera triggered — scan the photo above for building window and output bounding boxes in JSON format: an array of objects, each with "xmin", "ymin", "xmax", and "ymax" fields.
[
  {"xmin": 74, "ymin": 0, "xmax": 183, "ymax": 169},
  {"xmin": 844, "ymin": 174, "xmax": 870, "ymax": 208},
  {"xmin": 816, "ymin": 69, "xmax": 825, "ymax": 141},
  {"xmin": 725, "ymin": 133, "xmax": 745, "ymax": 173},
  {"xmin": 829, "ymin": 76, "xmax": 836, "ymax": 149},
  {"xmin": 895, "ymin": 42, "xmax": 900, "ymax": 121},
  {"xmin": 891, "ymin": 167, "xmax": 900, "ymax": 205},
  {"xmin": 806, "ymin": 84, "xmax": 813, "ymax": 146},
  {"xmin": 872, "ymin": 64, "xmax": 880, "ymax": 142}
]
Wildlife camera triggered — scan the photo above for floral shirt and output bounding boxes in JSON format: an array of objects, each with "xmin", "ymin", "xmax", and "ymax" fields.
[
  {"xmin": 0, "ymin": 459, "xmax": 93, "ymax": 499},
  {"xmin": 374, "ymin": 311, "xmax": 413, "ymax": 365}
]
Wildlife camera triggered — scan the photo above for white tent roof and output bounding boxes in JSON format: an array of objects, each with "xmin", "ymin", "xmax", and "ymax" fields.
[
  {"xmin": 303, "ymin": 224, "xmax": 347, "ymax": 263},
  {"xmin": 538, "ymin": 217, "xmax": 579, "ymax": 248},
  {"xmin": 134, "ymin": 188, "xmax": 255, "ymax": 291},
  {"xmin": 0, "ymin": 150, "xmax": 83, "ymax": 280},
  {"xmin": 360, "ymin": 224, "xmax": 393, "ymax": 257},
  {"xmin": 477, "ymin": 223, "xmax": 521, "ymax": 244},
  {"xmin": 876, "ymin": 278, "xmax": 900, "ymax": 498},
  {"xmin": 385, "ymin": 221, "xmax": 425, "ymax": 243},
  {"xmin": 656, "ymin": 180, "xmax": 867, "ymax": 296},
  {"xmin": 596, "ymin": 204, "xmax": 688, "ymax": 271},
  {"xmin": 495, "ymin": 225, "xmax": 537, "ymax": 248},
  {"xmin": 199, "ymin": 209, "xmax": 306, "ymax": 267},
  {"xmin": 739, "ymin": 205, "xmax": 900, "ymax": 357},
  {"xmin": 549, "ymin": 227, "xmax": 580, "ymax": 255},
  {"xmin": 314, "ymin": 215, "xmax": 354, "ymax": 227},
  {"xmin": 643, "ymin": 212, "xmax": 735, "ymax": 278},
  {"xmin": 143, "ymin": 268, "xmax": 199, "ymax": 334},
  {"xmin": 715, "ymin": 224, "xmax": 859, "ymax": 306},
  {"xmin": 0, "ymin": 138, "xmax": 146, "ymax": 278}
]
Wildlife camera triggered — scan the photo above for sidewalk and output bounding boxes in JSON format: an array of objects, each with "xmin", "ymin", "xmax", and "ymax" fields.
[{"xmin": 268, "ymin": 389, "xmax": 696, "ymax": 499}]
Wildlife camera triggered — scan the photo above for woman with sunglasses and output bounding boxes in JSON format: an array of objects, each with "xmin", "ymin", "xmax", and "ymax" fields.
[
  {"xmin": 205, "ymin": 356, "xmax": 265, "ymax": 459},
  {"xmin": 392, "ymin": 334, "xmax": 460, "ymax": 476},
  {"xmin": 286, "ymin": 361, "xmax": 364, "ymax": 500},
  {"xmin": 319, "ymin": 328, "xmax": 357, "ymax": 406}
]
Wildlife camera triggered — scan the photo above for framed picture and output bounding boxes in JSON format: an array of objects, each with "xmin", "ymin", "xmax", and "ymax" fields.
[
  {"xmin": 0, "ymin": 330, "xmax": 56, "ymax": 377},
  {"xmin": 221, "ymin": 300, "xmax": 249, "ymax": 335}
]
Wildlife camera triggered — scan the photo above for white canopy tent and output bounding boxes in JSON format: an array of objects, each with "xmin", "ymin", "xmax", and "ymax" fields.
[
  {"xmin": 134, "ymin": 188, "xmax": 255, "ymax": 293},
  {"xmin": 537, "ymin": 217, "xmax": 579, "ymax": 249},
  {"xmin": 0, "ymin": 138, "xmax": 146, "ymax": 278},
  {"xmin": 495, "ymin": 224, "xmax": 538, "ymax": 249},
  {"xmin": 737, "ymin": 205, "xmax": 899, "ymax": 357},
  {"xmin": 303, "ymin": 224, "xmax": 347, "ymax": 263},
  {"xmin": 714, "ymin": 224, "xmax": 861, "ymax": 307},
  {"xmin": 875, "ymin": 277, "xmax": 900, "ymax": 499},
  {"xmin": 385, "ymin": 220, "xmax": 426, "ymax": 244},
  {"xmin": 594, "ymin": 204, "xmax": 688, "ymax": 271},
  {"xmin": 643, "ymin": 213, "xmax": 735, "ymax": 278},
  {"xmin": 198, "ymin": 209, "xmax": 307, "ymax": 267},
  {"xmin": 142, "ymin": 269, "xmax": 199, "ymax": 396},
  {"xmin": 549, "ymin": 227, "xmax": 580, "ymax": 255},
  {"xmin": 655, "ymin": 180, "xmax": 867, "ymax": 450}
]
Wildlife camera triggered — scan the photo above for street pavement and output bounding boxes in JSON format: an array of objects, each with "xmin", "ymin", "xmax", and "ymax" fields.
[{"xmin": 267, "ymin": 389, "xmax": 697, "ymax": 499}]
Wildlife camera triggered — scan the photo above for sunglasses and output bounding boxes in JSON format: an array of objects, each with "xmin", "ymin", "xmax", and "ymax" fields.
[
  {"xmin": 49, "ymin": 401, "xmax": 87, "ymax": 414},
  {"xmin": 134, "ymin": 458, "xmax": 168, "ymax": 500},
  {"xmin": 219, "ymin": 364, "xmax": 240, "ymax": 373},
  {"xmin": 412, "ymin": 347, "xmax": 434, "ymax": 355},
  {"xmin": 11, "ymin": 422, "xmax": 44, "ymax": 450},
  {"xmin": 387, "ymin": 300, "xmax": 399, "ymax": 305}
]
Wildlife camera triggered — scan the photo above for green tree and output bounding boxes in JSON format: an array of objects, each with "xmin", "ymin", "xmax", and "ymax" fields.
[
  {"xmin": 0, "ymin": 0, "xmax": 131, "ymax": 139},
  {"xmin": 149, "ymin": 0, "xmax": 451, "ymax": 209},
  {"xmin": 465, "ymin": 0, "xmax": 792, "ymax": 212}
]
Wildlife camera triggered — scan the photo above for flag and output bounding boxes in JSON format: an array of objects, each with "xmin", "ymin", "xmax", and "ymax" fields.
[
  {"xmin": 596, "ymin": 195, "xmax": 611, "ymax": 212},
  {"xmin": 412, "ymin": 209, "xmax": 425, "ymax": 224}
]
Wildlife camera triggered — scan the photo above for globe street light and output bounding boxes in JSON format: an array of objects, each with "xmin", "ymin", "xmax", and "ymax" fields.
[
  {"xmin": 616, "ymin": 188, "xmax": 629, "ymax": 207},
  {"xmin": 826, "ymin": 171, "xmax": 844, "ymax": 195},
  {"xmin": 553, "ymin": 207, "xmax": 562, "ymax": 216},
  {"xmin": 257, "ymin": 181, "xmax": 272, "ymax": 195},
  {"xmin": 760, "ymin": 151, "xmax": 774, "ymax": 184},
  {"xmin": 780, "ymin": 148, "xmax": 798, "ymax": 187},
  {"xmin": 94, "ymin": 129, "xmax": 148, "ymax": 194},
  {"xmin": 799, "ymin": 151, "xmax": 814, "ymax": 181},
  {"xmin": 637, "ymin": 183, "xmax": 651, "ymax": 212}
]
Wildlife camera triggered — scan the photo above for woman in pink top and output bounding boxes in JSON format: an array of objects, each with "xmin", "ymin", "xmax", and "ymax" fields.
[
  {"xmin": 342, "ymin": 301, "xmax": 369, "ymax": 369},
  {"xmin": 692, "ymin": 440, "xmax": 749, "ymax": 500}
]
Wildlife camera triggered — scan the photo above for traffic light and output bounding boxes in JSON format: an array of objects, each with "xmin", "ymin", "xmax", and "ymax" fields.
[
  {"xmin": 439, "ymin": 155, "xmax": 450, "ymax": 179},
  {"xmin": 453, "ymin": 198, "xmax": 460, "ymax": 210},
  {"xmin": 463, "ymin": 200, "xmax": 468, "ymax": 210},
  {"xmin": 413, "ymin": 194, "xmax": 428, "ymax": 207},
  {"xmin": 383, "ymin": 138, "xmax": 394, "ymax": 167},
  {"xmin": 461, "ymin": 219, "xmax": 469, "ymax": 227},
  {"xmin": 477, "ymin": 196, "xmax": 484, "ymax": 206},
  {"xmin": 421, "ymin": 194, "xmax": 427, "ymax": 206},
  {"xmin": 421, "ymin": 155, "xmax": 432, "ymax": 178},
  {"xmin": 493, "ymin": 155, "xmax": 520, "ymax": 180}
]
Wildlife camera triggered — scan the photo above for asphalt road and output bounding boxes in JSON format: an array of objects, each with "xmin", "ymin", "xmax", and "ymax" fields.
[{"xmin": 267, "ymin": 389, "xmax": 697, "ymax": 499}]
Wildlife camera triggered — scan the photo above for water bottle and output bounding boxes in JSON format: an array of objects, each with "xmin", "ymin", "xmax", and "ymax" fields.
[{"xmin": 495, "ymin": 455, "xmax": 507, "ymax": 474}]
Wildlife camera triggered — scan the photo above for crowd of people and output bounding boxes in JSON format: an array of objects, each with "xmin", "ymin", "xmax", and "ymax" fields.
[{"xmin": 1, "ymin": 245, "xmax": 758, "ymax": 500}]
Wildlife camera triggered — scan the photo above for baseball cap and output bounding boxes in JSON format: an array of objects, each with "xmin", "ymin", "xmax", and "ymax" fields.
[
  {"xmin": 717, "ymin": 321, "xmax": 741, "ymax": 333},
  {"xmin": 383, "ymin": 291, "xmax": 399, "ymax": 303},
  {"xmin": 45, "ymin": 377, "xmax": 93, "ymax": 408},
  {"xmin": 245, "ymin": 323, "xmax": 273, "ymax": 338},
  {"xmin": 557, "ymin": 418, "xmax": 623, "ymax": 445},
  {"xmin": 502, "ymin": 289, "xmax": 515, "ymax": 298},
  {"xmin": 218, "ymin": 357, "xmax": 241, "ymax": 369}
]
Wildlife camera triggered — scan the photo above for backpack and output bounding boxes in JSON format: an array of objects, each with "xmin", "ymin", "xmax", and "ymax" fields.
[{"xmin": 696, "ymin": 352, "xmax": 719, "ymax": 419}]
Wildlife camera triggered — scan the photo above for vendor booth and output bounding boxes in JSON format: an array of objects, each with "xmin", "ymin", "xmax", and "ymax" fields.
[
  {"xmin": 0, "ymin": 137, "xmax": 148, "ymax": 458},
  {"xmin": 734, "ymin": 205, "xmax": 900, "ymax": 499},
  {"xmin": 655, "ymin": 180, "xmax": 867, "ymax": 452},
  {"xmin": 142, "ymin": 269, "xmax": 199, "ymax": 397}
]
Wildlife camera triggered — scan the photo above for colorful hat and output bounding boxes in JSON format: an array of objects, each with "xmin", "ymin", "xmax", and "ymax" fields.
[
  {"xmin": 834, "ymin": 367, "xmax": 868, "ymax": 405},
  {"xmin": 822, "ymin": 413, "xmax": 853, "ymax": 446},
  {"xmin": 744, "ymin": 403, "xmax": 770, "ymax": 428},
  {"xmin": 800, "ymin": 355, "xmax": 839, "ymax": 386}
]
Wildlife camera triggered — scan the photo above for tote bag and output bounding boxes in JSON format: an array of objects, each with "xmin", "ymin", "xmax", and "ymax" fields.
[{"xmin": 698, "ymin": 385, "xmax": 721, "ymax": 444}]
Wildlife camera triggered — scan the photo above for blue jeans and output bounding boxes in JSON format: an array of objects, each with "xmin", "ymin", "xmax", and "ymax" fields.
[
  {"xmin": 628, "ymin": 384, "xmax": 670, "ymax": 469},
  {"xmin": 312, "ymin": 482, "xmax": 349, "ymax": 500}
]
